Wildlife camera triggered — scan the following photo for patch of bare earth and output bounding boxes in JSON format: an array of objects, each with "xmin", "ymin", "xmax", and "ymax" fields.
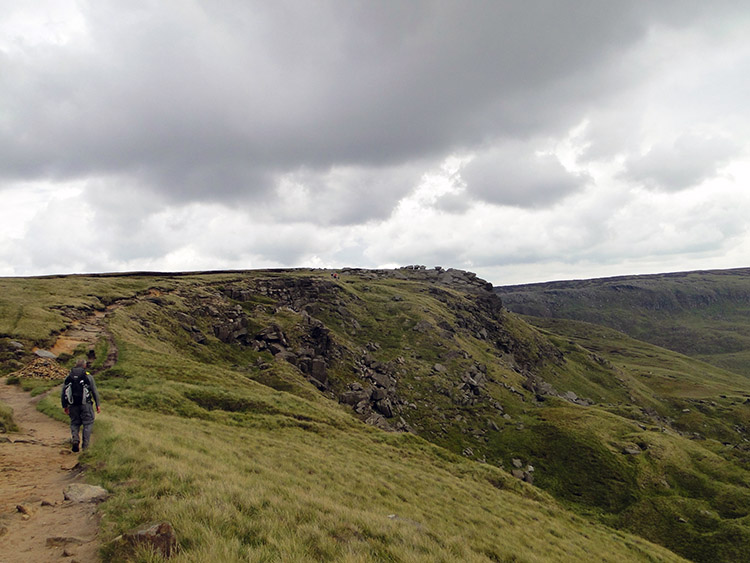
[{"xmin": 0, "ymin": 381, "xmax": 101, "ymax": 562}]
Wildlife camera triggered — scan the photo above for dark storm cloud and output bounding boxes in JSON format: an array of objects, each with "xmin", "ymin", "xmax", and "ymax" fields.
[
  {"xmin": 0, "ymin": 8, "xmax": 670, "ymax": 174},
  {"xmin": 0, "ymin": 0, "xmax": 744, "ymax": 222}
]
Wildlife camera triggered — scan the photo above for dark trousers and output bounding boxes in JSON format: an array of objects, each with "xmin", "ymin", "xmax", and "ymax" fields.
[{"xmin": 69, "ymin": 403, "xmax": 95, "ymax": 449}]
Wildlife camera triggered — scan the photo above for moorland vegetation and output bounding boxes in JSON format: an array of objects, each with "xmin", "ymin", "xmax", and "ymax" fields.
[{"xmin": 2, "ymin": 266, "xmax": 750, "ymax": 561}]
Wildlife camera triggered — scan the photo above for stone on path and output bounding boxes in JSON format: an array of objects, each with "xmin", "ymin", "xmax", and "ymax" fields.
[
  {"xmin": 16, "ymin": 503, "xmax": 35, "ymax": 516},
  {"xmin": 63, "ymin": 483, "xmax": 108, "ymax": 503},
  {"xmin": 46, "ymin": 536, "xmax": 85, "ymax": 547}
]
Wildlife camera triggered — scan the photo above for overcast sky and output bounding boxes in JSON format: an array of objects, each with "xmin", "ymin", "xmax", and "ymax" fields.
[{"xmin": 2, "ymin": 1, "xmax": 749, "ymax": 285}]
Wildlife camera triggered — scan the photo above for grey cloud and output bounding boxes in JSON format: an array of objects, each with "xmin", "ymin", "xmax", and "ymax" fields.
[
  {"xmin": 433, "ymin": 192, "xmax": 472, "ymax": 215},
  {"xmin": 268, "ymin": 163, "xmax": 424, "ymax": 226},
  {"xmin": 622, "ymin": 135, "xmax": 739, "ymax": 191},
  {"xmin": 1, "ymin": 1, "xmax": 728, "ymax": 211},
  {"xmin": 460, "ymin": 144, "xmax": 588, "ymax": 208}
]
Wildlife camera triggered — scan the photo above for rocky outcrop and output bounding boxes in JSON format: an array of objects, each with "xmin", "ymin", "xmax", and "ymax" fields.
[
  {"xmin": 213, "ymin": 305, "xmax": 249, "ymax": 345},
  {"xmin": 252, "ymin": 316, "xmax": 338, "ymax": 391},
  {"xmin": 174, "ymin": 312, "xmax": 207, "ymax": 344},
  {"xmin": 342, "ymin": 266, "xmax": 497, "ymax": 295},
  {"xmin": 224, "ymin": 277, "xmax": 342, "ymax": 313},
  {"xmin": 522, "ymin": 374, "xmax": 593, "ymax": 406},
  {"xmin": 511, "ymin": 458, "xmax": 535, "ymax": 484},
  {"xmin": 178, "ymin": 269, "xmax": 552, "ymax": 438},
  {"xmin": 458, "ymin": 364, "xmax": 488, "ymax": 405}
]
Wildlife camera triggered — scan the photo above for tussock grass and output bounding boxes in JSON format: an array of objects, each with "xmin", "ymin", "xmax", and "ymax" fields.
[
  {"xmin": 0, "ymin": 399, "xmax": 18, "ymax": 432},
  {"xmin": 86, "ymin": 406, "xmax": 684, "ymax": 562}
]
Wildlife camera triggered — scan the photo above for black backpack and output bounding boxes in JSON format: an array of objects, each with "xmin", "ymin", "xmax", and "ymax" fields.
[{"xmin": 64, "ymin": 368, "xmax": 91, "ymax": 407}]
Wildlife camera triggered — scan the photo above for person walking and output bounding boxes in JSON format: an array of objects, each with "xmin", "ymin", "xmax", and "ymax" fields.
[{"xmin": 61, "ymin": 358, "xmax": 101, "ymax": 452}]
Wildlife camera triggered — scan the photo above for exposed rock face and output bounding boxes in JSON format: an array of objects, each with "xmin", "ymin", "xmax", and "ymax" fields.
[
  {"xmin": 255, "ymin": 324, "xmax": 288, "ymax": 351},
  {"xmin": 178, "ymin": 268, "xmax": 529, "ymax": 436},
  {"xmin": 252, "ymin": 316, "xmax": 337, "ymax": 391},
  {"xmin": 340, "ymin": 384, "xmax": 371, "ymax": 406},
  {"xmin": 310, "ymin": 358, "xmax": 328, "ymax": 387},
  {"xmin": 457, "ymin": 365, "xmax": 488, "ymax": 405},
  {"xmin": 226, "ymin": 277, "xmax": 342, "ymax": 312},
  {"xmin": 213, "ymin": 305, "xmax": 249, "ymax": 345},
  {"xmin": 174, "ymin": 311, "xmax": 206, "ymax": 343}
]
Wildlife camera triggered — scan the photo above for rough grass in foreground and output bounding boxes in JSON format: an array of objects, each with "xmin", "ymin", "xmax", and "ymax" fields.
[
  {"xmin": 70, "ymin": 404, "xmax": 685, "ymax": 563},
  {"xmin": 0, "ymin": 399, "xmax": 18, "ymax": 432}
]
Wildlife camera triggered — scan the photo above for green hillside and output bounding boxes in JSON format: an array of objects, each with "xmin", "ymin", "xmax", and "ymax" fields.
[
  {"xmin": 5, "ymin": 267, "xmax": 750, "ymax": 561},
  {"xmin": 495, "ymin": 267, "xmax": 750, "ymax": 377}
]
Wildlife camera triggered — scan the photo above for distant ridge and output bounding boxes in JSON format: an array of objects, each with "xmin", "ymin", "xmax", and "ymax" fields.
[
  {"xmin": 497, "ymin": 266, "xmax": 750, "ymax": 291},
  {"xmin": 496, "ymin": 266, "xmax": 750, "ymax": 376}
]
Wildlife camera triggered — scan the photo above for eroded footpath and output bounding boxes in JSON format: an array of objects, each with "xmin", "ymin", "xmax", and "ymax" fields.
[{"xmin": 0, "ymin": 379, "xmax": 101, "ymax": 562}]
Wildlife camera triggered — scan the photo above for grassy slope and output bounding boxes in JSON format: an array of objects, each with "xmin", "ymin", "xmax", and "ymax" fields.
[
  {"xmin": 230, "ymin": 270, "xmax": 750, "ymax": 563},
  {"xmin": 495, "ymin": 268, "xmax": 750, "ymax": 377},
  {"xmin": 6, "ymin": 271, "xmax": 686, "ymax": 562},
  {"xmin": 0, "ymin": 275, "xmax": 168, "ymax": 343},
  {"xmin": 521, "ymin": 316, "xmax": 750, "ymax": 562}
]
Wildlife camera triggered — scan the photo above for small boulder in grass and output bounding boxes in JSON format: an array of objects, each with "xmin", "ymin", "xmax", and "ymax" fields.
[{"xmin": 121, "ymin": 522, "xmax": 179, "ymax": 558}]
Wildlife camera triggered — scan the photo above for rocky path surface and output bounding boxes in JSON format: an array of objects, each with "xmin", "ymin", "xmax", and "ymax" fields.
[
  {"xmin": 0, "ymin": 380, "xmax": 101, "ymax": 562},
  {"xmin": 46, "ymin": 309, "xmax": 118, "ymax": 371}
]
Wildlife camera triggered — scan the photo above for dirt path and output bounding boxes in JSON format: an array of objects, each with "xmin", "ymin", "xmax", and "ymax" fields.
[{"xmin": 0, "ymin": 381, "xmax": 101, "ymax": 562}]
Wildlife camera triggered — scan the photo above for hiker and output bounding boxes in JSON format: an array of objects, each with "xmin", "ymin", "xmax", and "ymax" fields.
[{"xmin": 61, "ymin": 358, "xmax": 101, "ymax": 452}]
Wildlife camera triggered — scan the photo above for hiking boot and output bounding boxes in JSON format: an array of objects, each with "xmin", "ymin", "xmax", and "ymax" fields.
[{"xmin": 72, "ymin": 442, "xmax": 79, "ymax": 452}]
